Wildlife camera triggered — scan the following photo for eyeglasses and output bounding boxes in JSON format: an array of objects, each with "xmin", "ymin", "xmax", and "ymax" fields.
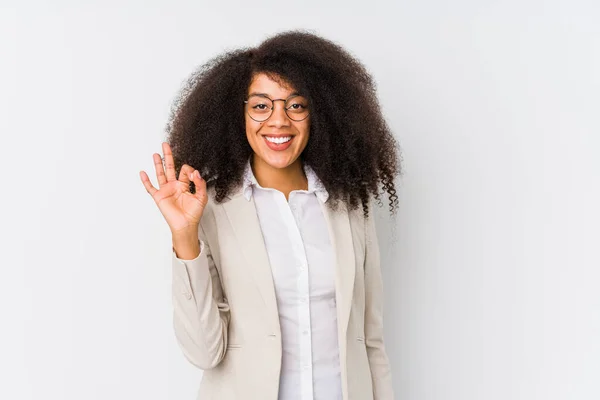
[{"xmin": 244, "ymin": 94, "xmax": 309, "ymax": 122}]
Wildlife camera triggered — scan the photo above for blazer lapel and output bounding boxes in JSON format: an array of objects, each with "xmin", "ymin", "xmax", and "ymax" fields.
[
  {"xmin": 221, "ymin": 192, "xmax": 280, "ymax": 332},
  {"xmin": 319, "ymin": 199, "xmax": 356, "ymax": 342}
]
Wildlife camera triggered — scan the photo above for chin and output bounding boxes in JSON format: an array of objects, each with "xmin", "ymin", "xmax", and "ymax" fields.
[{"xmin": 258, "ymin": 152, "xmax": 300, "ymax": 170}]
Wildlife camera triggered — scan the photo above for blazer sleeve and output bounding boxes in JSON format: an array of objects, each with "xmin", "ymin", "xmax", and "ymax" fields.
[
  {"xmin": 171, "ymin": 223, "xmax": 230, "ymax": 370},
  {"xmin": 364, "ymin": 210, "xmax": 395, "ymax": 399}
]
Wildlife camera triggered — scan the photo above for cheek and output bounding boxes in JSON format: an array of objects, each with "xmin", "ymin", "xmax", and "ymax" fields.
[
  {"xmin": 245, "ymin": 117, "xmax": 258, "ymax": 133},
  {"xmin": 296, "ymin": 123, "xmax": 310, "ymax": 146},
  {"xmin": 245, "ymin": 119, "xmax": 263, "ymax": 143}
]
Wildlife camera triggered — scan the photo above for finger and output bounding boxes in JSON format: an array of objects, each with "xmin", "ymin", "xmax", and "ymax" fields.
[
  {"xmin": 153, "ymin": 153, "xmax": 167, "ymax": 186},
  {"xmin": 178, "ymin": 164, "xmax": 194, "ymax": 186},
  {"xmin": 162, "ymin": 142, "xmax": 177, "ymax": 182},
  {"xmin": 190, "ymin": 170, "xmax": 207, "ymax": 201},
  {"xmin": 139, "ymin": 170, "xmax": 158, "ymax": 196}
]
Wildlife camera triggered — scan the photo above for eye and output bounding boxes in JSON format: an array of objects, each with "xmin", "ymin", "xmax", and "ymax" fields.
[
  {"xmin": 253, "ymin": 104, "xmax": 269, "ymax": 110},
  {"xmin": 287, "ymin": 102, "xmax": 307, "ymax": 110}
]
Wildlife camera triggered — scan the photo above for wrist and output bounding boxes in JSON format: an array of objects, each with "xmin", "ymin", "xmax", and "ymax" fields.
[
  {"xmin": 170, "ymin": 224, "xmax": 199, "ymax": 239},
  {"xmin": 171, "ymin": 227, "xmax": 200, "ymax": 259}
]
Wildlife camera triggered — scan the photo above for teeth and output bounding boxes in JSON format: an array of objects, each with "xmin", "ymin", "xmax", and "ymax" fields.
[{"xmin": 266, "ymin": 136, "xmax": 292, "ymax": 144}]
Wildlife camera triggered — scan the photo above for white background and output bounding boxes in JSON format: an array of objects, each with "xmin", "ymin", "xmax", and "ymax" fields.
[{"xmin": 2, "ymin": 1, "xmax": 599, "ymax": 399}]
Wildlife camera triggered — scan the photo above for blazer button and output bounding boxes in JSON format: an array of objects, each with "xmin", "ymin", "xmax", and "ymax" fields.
[{"xmin": 183, "ymin": 292, "xmax": 192, "ymax": 300}]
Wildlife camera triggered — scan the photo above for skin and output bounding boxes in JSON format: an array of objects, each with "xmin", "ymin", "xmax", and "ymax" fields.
[
  {"xmin": 139, "ymin": 72, "xmax": 311, "ymax": 259},
  {"xmin": 245, "ymin": 73, "xmax": 311, "ymax": 199}
]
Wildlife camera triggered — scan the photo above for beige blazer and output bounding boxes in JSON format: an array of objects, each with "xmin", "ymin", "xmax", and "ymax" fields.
[{"xmin": 171, "ymin": 186, "xmax": 394, "ymax": 400}]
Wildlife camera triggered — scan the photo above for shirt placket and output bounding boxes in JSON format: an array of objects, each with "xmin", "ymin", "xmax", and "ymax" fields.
[{"xmin": 287, "ymin": 194, "xmax": 314, "ymax": 400}]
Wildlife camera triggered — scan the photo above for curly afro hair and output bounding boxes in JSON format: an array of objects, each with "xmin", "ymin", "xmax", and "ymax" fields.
[{"xmin": 166, "ymin": 30, "xmax": 401, "ymax": 216}]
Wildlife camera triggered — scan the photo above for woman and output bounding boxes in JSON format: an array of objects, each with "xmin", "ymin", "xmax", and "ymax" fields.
[{"xmin": 140, "ymin": 30, "xmax": 401, "ymax": 400}]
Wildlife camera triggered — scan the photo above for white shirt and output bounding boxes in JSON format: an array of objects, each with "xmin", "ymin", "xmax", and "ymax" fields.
[{"xmin": 242, "ymin": 160, "xmax": 343, "ymax": 400}]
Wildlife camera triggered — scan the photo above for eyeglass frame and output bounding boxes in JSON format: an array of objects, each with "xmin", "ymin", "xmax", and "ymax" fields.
[{"xmin": 243, "ymin": 94, "xmax": 310, "ymax": 122}]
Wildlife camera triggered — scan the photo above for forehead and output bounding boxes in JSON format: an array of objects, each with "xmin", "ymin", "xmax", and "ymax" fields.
[{"xmin": 248, "ymin": 73, "xmax": 297, "ymax": 97}]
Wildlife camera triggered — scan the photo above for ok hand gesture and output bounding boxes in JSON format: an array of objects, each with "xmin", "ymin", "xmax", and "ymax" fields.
[{"xmin": 140, "ymin": 142, "xmax": 207, "ymax": 235}]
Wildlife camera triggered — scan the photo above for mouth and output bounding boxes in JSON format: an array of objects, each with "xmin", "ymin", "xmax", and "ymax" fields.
[{"xmin": 262, "ymin": 135, "xmax": 294, "ymax": 151}]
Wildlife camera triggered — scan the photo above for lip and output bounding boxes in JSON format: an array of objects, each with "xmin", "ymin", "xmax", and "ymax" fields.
[
  {"xmin": 262, "ymin": 134, "xmax": 294, "ymax": 137},
  {"xmin": 263, "ymin": 135, "xmax": 294, "ymax": 151}
]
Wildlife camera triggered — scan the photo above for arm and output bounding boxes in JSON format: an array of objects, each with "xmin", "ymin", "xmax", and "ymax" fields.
[
  {"xmin": 171, "ymin": 224, "xmax": 230, "ymax": 370},
  {"xmin": 364, "ymin": 211, "xmax": 395, "ymax": 399},
  {"xmin": 140, "ymin": 143, "xmax": 226, "ymax": 369}
]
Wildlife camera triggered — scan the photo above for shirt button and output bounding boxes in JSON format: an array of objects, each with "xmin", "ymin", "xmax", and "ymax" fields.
[{"xmin": 302, "ymin": 330, "xmax": 309, "ymax": 335}]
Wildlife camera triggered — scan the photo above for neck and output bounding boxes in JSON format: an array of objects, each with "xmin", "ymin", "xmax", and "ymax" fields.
[{"xmin": 251, "ymin": 155, "xmax": 308, "ymax": 200}]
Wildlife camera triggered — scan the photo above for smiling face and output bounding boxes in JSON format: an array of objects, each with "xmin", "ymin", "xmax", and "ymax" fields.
[{"xmin": 244, "ymin": 73, "xmax": 310, "ymax": 173}]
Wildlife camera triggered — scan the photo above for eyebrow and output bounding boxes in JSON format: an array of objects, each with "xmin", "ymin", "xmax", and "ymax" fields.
[{"xmin": 248, "ymin": 92, "xmax": 301, "ymax": 98}]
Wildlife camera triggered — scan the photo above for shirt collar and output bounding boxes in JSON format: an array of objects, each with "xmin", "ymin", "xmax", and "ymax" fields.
[{"xmin": 242, "ymin": 158, "xmax": 329, "ymax": 203}]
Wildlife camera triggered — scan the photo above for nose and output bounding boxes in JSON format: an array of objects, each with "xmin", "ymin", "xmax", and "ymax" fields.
[{"xmin": 266, "ymin": 99, "xmax": 291, "ymax": 127}]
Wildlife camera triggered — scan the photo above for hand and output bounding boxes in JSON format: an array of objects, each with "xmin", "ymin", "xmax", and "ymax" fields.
[{"xmin": 140, "ymin": 142, "xmax": 208, "ymax": 235}]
